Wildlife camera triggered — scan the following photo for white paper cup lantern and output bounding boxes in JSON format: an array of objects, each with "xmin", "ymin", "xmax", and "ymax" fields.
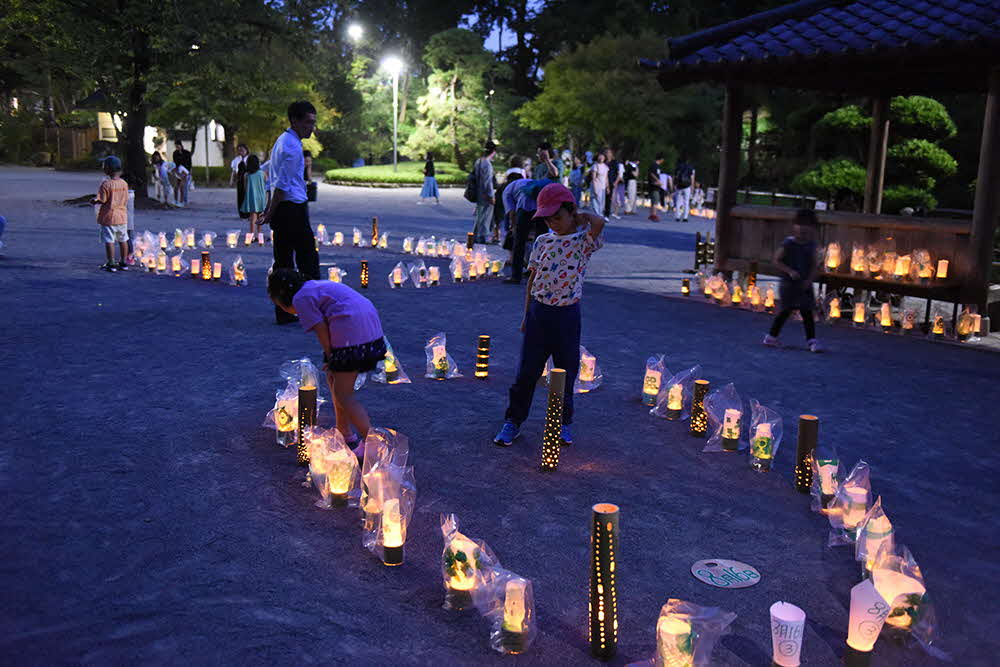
[
  {"xmin": 642, "ymin": 368, "xmax": 662, "ymax": 407},
  {"xmin": 843, "ymin": 485, "xmax": 869, "ymax": 533},
  {"xmin": 226, "ymin": 231, "xmax": 238, "ymax": 248},
  {"xmin": 579, "ymin": 351, "xmax": 596, "ymax": 383},
  {"xmin": 656, "ymin": 615, "xmax": 693, "ymax": 667},
  {"xmin": 333, "ymin": 231, "xmax": 344, "ymax": 246},
  {"xmin": 770, "ymin": 601, "xmax": 805, "ymax": 667},
  {"xmin": 846, "ymin": 579, "xmax": 891, "ymax": 663}
]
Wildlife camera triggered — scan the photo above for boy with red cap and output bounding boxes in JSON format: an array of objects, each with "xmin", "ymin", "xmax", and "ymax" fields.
[{"xmin": 494, "ymin": 183, "xmax": 606, "ymax": 448}]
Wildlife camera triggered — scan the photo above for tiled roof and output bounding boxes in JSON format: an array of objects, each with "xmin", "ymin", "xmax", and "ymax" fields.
[{"xmin": 643, "ymin": 0, "xmax": 1000, "ymax": 91}]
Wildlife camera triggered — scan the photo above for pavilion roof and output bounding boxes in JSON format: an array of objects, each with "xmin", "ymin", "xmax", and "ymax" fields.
[{"xmin": 641, "ymin": 0, "xmax": 1000, "ymax": 94}]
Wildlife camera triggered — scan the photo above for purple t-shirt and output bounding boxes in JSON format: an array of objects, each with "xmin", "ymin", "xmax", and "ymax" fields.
[{"xmin": 293, "ymin": 280, "xmax": 383, "ymax": 348}]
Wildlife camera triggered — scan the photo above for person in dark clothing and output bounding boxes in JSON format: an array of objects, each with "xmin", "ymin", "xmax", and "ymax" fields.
[
  {"xmin": 764, "ymin": 209, "xmax": 822, "ymax": 352},
  {"xmin": 172, "ymin": 140, "xmax": 192, "ymax": 170},
  {"xmin": 260, "ymin": 100, "xmax": 319, "ymax": 324}
]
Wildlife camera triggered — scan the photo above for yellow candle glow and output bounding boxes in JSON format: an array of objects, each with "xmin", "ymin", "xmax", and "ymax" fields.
[
  {"xmin": 379, "ymin": 233, "xmax": 388, "ymax": 249},
  {"xmin": 157, "ymin": 251, "xmax": 167, "ymax": 272},
  {"xmin": 881, "ymin": 251, "xmax": 896, "ymax": 275},
  {"xmin": 173, "ymin": 229, "xmax": 183, "ymax": 248},
  {"xmin": 172, "ymin": 255, "xmax": 182, "ymax": 274},
  {"xmin": 213, "ymin": 262, "xmax": 222, "ymax": 279},
  {"xmin": 751, "ymin": 286, "xmax": 761, "ymax": 306},
  {"xmin": 936, "ymin": 259, "xmax": 949, "ymax": 278},
  {"xmin": 226, "ymin": 232, "xmax": 238, "ymax": 248},
  {"xmin": 392, "ymin": 267, "xmax": 403, "ymax": 285},
  {"xmin": 448, "ymin": 535, "xmax": 479, "ymax": 591},
  {"xmin": 382, "ymin": 498, "xmax": 404, "ymax": 548},
  {"xmin": 186, "ymin": 232, "xmax": 195, "ymax": 248},
  {"xmin": 333, "ymin": 231, "xmax": 344, "ymax": 246},
  {"xmin": 854, "ymin": 302, "xmax": 866, "ymax": 324},
  {"xmin": 316, "ymin": 224, "xmax": 326, "ymax": 239},
  {"xmin": 642, "ymin": 369, "xmax": 661, "ymax": 402},
  {"xmin": 403, "ymin": 237, "xmax": 413, "ymax": 253},
  {"xmin": 579, "ymin": 354, "xmax": 596, "ymax": 382},
  {"xmin": 203, "ymin": 233, "xmax": 213, "ymax": 247},
  {"xmin": 159, "ymin": 232, "xmax": 168, "ymax": 249},
  {"xmin": 851, "ymin": 246, "xmax": 866, "ymax": 272},
  {"xmin": 932, "ymin": 316, "xmax": 945, "ymax": 335},
  {"xmin": 826, "ymin": 242, "xmax": 841, "ymax": 270},
  {"xmin": 667, "ymin": 383, "xmax": 683, "ymax": 411},
  {"xmin": 829, "ymin": 297, "xmax": 841, "ymax": 319},
  {"xmin": 894, "ymin": 255, "xmax": 911, "ymax": 279},
  {"xmin": 190, "ymin": 259, "xmax": 199, "ymax": 276},
  {"xmin": 732, "ymin": 285, "xmax": 743, "ymax": 304},
  {"xmin": 353, "ymin": 229, "xmax": 361, "ymax": 246},
  {"xmin": 764, "ymin": 288, "xmax": 775, "ymax": 309},
  {"xmin": 429, "ymin": 266, "xmax": 440, "ymax": 284},
  {"xmin": 503, "ymin": 578, "xmax": 527, "ymax": 633},
  {"xmin": 880, "ymin": 303, "xmax": 892, "ymax": 327},
  {"xmin": 244, "ymin": 232, "xmax": 253, "ymax": 246},
  {"xmin": 492, "ymin": 259, "xmax": 503, "ymax": 276}
]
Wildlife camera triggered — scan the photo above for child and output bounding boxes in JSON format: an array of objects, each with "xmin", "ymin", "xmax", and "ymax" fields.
[
  {"xmin": 240, "ymin": 154, "xmax": 267, "ymax": 238},
  {"xmin": 171, "ymin": 162, "xmax": 190, "ymax": 207},
  {"xmin": 90, "ymin": 156, "xmax": 130, "ymax": 272},
  {"xmin": 568, "ymin": 157, "xmax": 584, "ymax": 206},
  {"xmin": 151, "ymin": 152, "xmax": 170, "ymax": 204},
  {"xmin": 764, "ymin": 208, "xmax": 822, "ymax": 352},
  {"xmin": 494, "ymin": 183, "xmax": 606, "ymax": 447},
  {"xmin": 419, "ymin": 152, "xmax": 440, "ymax": 205},
  {"xmin": 267, "ymin": 268, "xmax": 387, "ymax": 460}
]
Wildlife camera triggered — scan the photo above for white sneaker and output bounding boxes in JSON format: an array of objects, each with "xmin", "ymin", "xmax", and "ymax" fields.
[
  {"xmin": 763, "ymin": 334, "xmax": 780, "ymax": 347},
  {"xmin": 808, "ymin": 339, "xmax": 823, "ymax": 353},
  {"xmin": 611, "ymin": 214, "xmax": 621, "ymax": 220}
]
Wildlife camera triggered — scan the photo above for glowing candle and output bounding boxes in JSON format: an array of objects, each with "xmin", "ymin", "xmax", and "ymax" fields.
[
  {"xmin": 200, "ymin": 251, "xmax": 211, "ymax": 280},
  {"xmin": 244, "ymin": 232, "xmax": 253, "ymax": 246},
  {"xmin": 936, "ymin": 259, "xmax": 948, "ymax": 278},
  {"xmin": 732, "ymin": 285, "xmax": 743, "ymax": 304},
  {"xmin": 579, "ymin": 352, "xmax": 596, "ymax": 383},
  {"xmin": 416, "ymin": 238, "xmax": 426, "ymax": 255},
  {"xmin": 429, "ymin": 266, "xmax": 440, "ymax": 285},
  {"xmin": 382, "ymin": 498, "xmax": 404, "ymax": 566},
  {"xmin": 641, "ymin": 368, "xmax": 662, "ymax": 406},
  {"xmin": 918, "ymin": 262, "xmax": 933, "ymax": 280},
  {"xmin": 846, "ymin": 579, "xmax": 890, "ymax": 662},
  {"xmin": 751, "ymin": 422, "xmax": 774, "ymax": 471},
  {"xmin": 171, "ymin": 255, "xmax": 182, "ymax": 275},
  {"xmin": 444, "ymin": 534, "xmax": 480, "ymax": 609},
  {"xmin": 353, "ymin": 228, "xmax": 361, "ymax": 247},
  {"xmin": 158, "ymin": 232, "xmax": 168, "ymax": 250},
  {"xmin": 703, "ymin": 278, "xmax": 712, "ymax": 297},
  {"xmin": 764, "ymin": 287, "xmax": 775, "ymax": 312},
  {"xmin": 226, "ymin": 232, "xmax": 238, "ymax": 248},
  {"xmin": 370, "ymin": 217, "xmax": 379, "ymax": 247},
  {"xmin": 893, "ymin": 255, "xmax": 911, "ymax": 280},
  {"xmin": 173, "ymin": 229, "xmax": 183, "ymax": 248},
  {"xmin": 156, "ymin": 251, "xmax": 167, "ymax": 273},
  {"xmin": 829, "ymin": 297, "xmax": 841, "ymax": 319},
  {"xmin": 858, "ymin": 512, "xmax": 894, "ymax": 573},
  {"xmin": 932, "ymin": 315, "xmax": 945, "ymax": 337},
  {"xmin": 881, "ymin": 251, "xmax": 896, "ymax": 275},
  {"xmin": 233, "ymin": 258, "xmax": 246, "ymax": 285},
  {"xmin": 475, "ymin": 335, "xmax": 490, "ymax": 379},
  {"xmin": 144, "ymin": 255, "xmax": 156, "ymax": 272},
  {"xmin": 664, "ymin": 383, "xmax": 683, "ymax": 420},
  {"xmin": 501, "ymin": 577, "xmax": 531, "ymax": 653},
  {"xmin": 203, "ymin": 232, "xmax": 213, "ymax": 247},
  {"xmin": 333, "ymin": 231, "xmax": 344, "ymax": 246},
  {"xmin": 453, "ymin": 261, "xmax": 463, "ymax": 282},
  {"xmin": 273, "ymin": 398, "xmax": 297, "ymax": 447},
  {"xmin": 826, "ymin": 242, "xmax": 841, "ymax": 270},
  {"xmin": 392, "ymin": 266, "xmax": 403, "ymax": 287},
  {"xmin": 468, "ymin": 261, "xmax": 479, "ymax": 281},
  {"xmin": 681, "ymin": 278, "xmax": 690, "ymax": 295},
  {"xmin": 492, "ymin": 259, "xmax": 503, "ymax": 276},
  {"xmin": 383, "ymin": 351, "xmax": 400, "ymax": 383},
  {"xmin": 843, "ymin": 486, "xmax": 869, "ymax": 532},
  {"xmin": 853, "ymin": 302, "xmax": 866, "ymax": 325},
  {"xmin": 656, "ymin": 615, "xmax": 693, "ymax": 667},
  {"xmin": 403, "ymin": 237, "xmax": 414, "ymax": 253},
  {"xmin": 183, "ymin": 231, "xmax": 193, "ymax": 248},
  {"xmin": 722, "ymin": 408, "xmax": 741, "ymax": 451},
  {"xmin": 880, "ymin": 303, "xmax": 892, "ymax": 330},
  {"xmin": 379, "ymin": 233, "xmax": 388, "ymax": 249},
  {"xmin": 770, "ymin": 602, "xmax": 806, "ymax": 667},
  {"xmin": 212, "ymin": 262, "xmax": 222, "ymax": 280},
  {"xmin": 432, "ymin": 344, "xmax": 448, "ymax": 379},
  {"xmin": 360, "ymin": 260, "xmax": 369, "ymax": 288},
  {"xmin": 750, "ymin": 286, "xmax": 761, "ymax": 308}
]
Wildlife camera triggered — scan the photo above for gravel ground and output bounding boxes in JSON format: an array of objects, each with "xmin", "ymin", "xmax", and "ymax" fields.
[{"xmin": 1, "ymin": 166, "xmax": 997, "ymax": 666}]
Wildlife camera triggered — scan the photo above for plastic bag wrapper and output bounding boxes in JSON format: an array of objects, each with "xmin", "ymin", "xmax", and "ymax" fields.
[
  {"xmin": 327, "ymin": 265, "xmax": 346, "ymax": 283},
  {"xmin": 378, "ymin": 232, "xmax": 389, "ymax": 249},
  {"xmin": 388, "ymin": 261, "xmax": 409, "ymax": 288},
  {"xmin": 402, "ymin": 236, "xmax": 415, "ymax": 254},
  {"xmin": 425, "ymin": 235, "xmax": 438, "ymax": 257},
  {"xmin": 703, "ymin": 383, "xmax": 746, "ymax": 452},
  {"xmin": 198, "ymin": 231, "xmax": 217, "ymax": 248},
  {"xmin": 872, "ymin": 544, "xmax": 946, "ymax": 659},
  {"xmin": 262, "ymin": 380, "xmax": 298, "ymax": 447},
  {"xmin": 651, "ymin": 365, "xmax": 701, "ymax": 421},
  {"xmin": 172, "ymin": 227, "xmax": 184, "ymax": 249},
  {"xmin": 415, "ymin": 236, "xmax": 428, "ymax": 255},
  {"xmin": 222, "ymin": 229, "xmax": 239, "ymax": 248},
  {"xmin": 229, "ymin": 255, "xmax": 248, "ymax": 286},
  {"xmin": 314, "ymin": 224, "xmax": 329, "ymax": 245},
  {"xmin": 827, "ymin": 459, "xmax": 872, "ymax": 546},
  {"xmin": 370, "ymin": 337, "xmax": 411, "ymax": 384},
  {"xmin": 478, "ymin": 568, "xmax": 538, "ymax": 655},
  {"xmin": 855, "ymin": 496, "xmax": 894, "ymax": 572},
  {"xmin": 912, "ymin": 248, "xmax": 934, "ymax": 280},
  {"xmin": 641, "ymin": 354, "xmax": 670, "ymax": 406},
  {"xmin": 436, "ymin": 238, "xmax": 450, "ymax": 256},
  {"xmin": 575, "ymin": 345, "xmax": 602, "ymax": 392},
  {"xmin": 354, "ymin": 372, "xmax": 367, "ymax": 391},
  {"xmin": 408, "ymin": 260, "xmax": 429, "ymax": 288},
  {"xmin": 425, "ymin": 332, "xmax": 461, "ymax": 379},
  {"xmin": 450, "ymin": 255, "xmax": 466, "ymax": 282},
  {"xmin": 652, "ymin": 599, "xmax": 737, "ymax": 667},
  {"xmin": 748, "ymin": 399, "xmax": 782, "ymax": 470},
  {"xmin": 307, "ymin": 427, "xmax": 360, "ymax": 509},
  {"xmin": 352, "ymin": 227, "xmax": 362, "ymax": 246},
  {"xmin": 280, "ymin": 357, "xmax": 322, "ymax": 390},
  {"xmin": 183, "ymin": 227, "xmax": 196, "ymax": 249},
  {"xmin": 440, "ymin": 513, "xmax": 502, "ymax": 611},
  {"xmin": 810, "ymin": 442, "xmax": 841, "ymax": 513},
  {"xmin": 361, "ymin": 429, "xmax": 414, "ymax": 554}
]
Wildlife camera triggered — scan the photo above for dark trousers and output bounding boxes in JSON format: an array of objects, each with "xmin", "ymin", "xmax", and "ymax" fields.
[
  {"xmin": 272, "ymin": 201, "xmax": 319, "ymax": 323},
  {"xmin": 769, "ymin": 308, "xmax": 816, "ymax": 340},
  {"xmin": 505, "ymin": 300, "xmax": 581, "ymax": 426},
  {"xmin": 510, "ymin": 209, "xmax": 534, "ymax": 282}
]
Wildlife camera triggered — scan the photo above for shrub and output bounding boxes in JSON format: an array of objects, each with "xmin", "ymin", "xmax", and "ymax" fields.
[
  {"xmin": 882, "ymin": 185, "xmax": 937, "ymax": 214},
  {"xmin": 890, "ymin": 96, "xmax": 957, "ymax": 142},
  {"xmin": 324, "ymin": 161, "xmax": 467, "ymax": 185},
  {"xmin": 816, "ymin": 105, "xmax": 868, "ymax": 136},
  {"xmin": 791, "ymin": 158, "xmax": 867, "ymax": 199},
  {"xmin": 887, "ymin": 138, "xmax": 957, "ymax": 179}
]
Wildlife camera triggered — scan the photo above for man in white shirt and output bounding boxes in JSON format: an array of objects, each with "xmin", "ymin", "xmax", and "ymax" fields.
[{"xmin": 260, "ymin": 101, "xmax": 319, "ymax": 324}]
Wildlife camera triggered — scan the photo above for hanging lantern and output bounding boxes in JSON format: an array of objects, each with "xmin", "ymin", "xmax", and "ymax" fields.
[
  {"xmin": 333, "ymin": 231, "xmax": 344, "ymax": 246},
  {"xmin": 296, "ymin": 384, "xmax": 317, "ymax": 466},
  {"xmin": 795, "ymin": 415, "xmax": 818, "ymax": 494},
  {"xmin": 589, "ymin": 503, "xmax": 620, "ymax": 660},
  {"xmin": 212, "ymin": 262, "xmax": 222, "ymax": 281},
  {"xmin": 829, "ymin": 297, "xmax": 841, "ymax": 320},
  {"xmin": 171, "ymin": 255, "xmax": 182, "ymax": 276},
  {"xmin": 751, "ymin": 423, "xmax": 774, "ymax": 472},
  {"xmin": 371, "ymin": 217, "xmax": 379, "ymax": 247},
  {"xmin": 429, "ymin": 266, "xmax": 440, "ymax": 286},
  {"xmin": 681, "ymin": 279, "xmax": 690, "ymax": 296},
  {"xmin": 200, "ymin": 251, "xmax": 211, "ymax": 280},
  {"xmin": 722, "ymin": 408, "xmax": 741, "ymax": 451},
  {"xmin": 825, "ymin": 242, "xmax": 841, "ymax": 271},
  {"xmin": 936, "ymin": 259, "xmax": 949, "ymax": 279},
  {"xmin": 360, "ymin": 260, "xmax": 369, "ymax": 288},
  {"xmin": 690, "ymin": 380, "xmax": 710, "ymax": 437},
  {"xmin": 475, "ymin": 335, "xmax": 490, "ymax": 379},
  {"xmin": 540, "ymin": 368, "xmax": 566, "ymax": 471},
  {"xmin": 664, "ymin": 383, "xmax": 684, "ymax": 420},
  {"xmin": 853, "ymin": 302, "xmax": 866, "ymax": 326},
  {"xmin": 382, "ymin": 498, "xmax": 405, "ymax": 566}
]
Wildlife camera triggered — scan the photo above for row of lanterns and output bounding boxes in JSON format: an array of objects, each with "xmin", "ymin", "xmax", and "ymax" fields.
[
  {"xmin": 133, "ymin": 230, "xmax": 247, "ymax": 285},
  {"xmin": 824, "ymin": 242, "xmax": 950, "ymax": 282}
]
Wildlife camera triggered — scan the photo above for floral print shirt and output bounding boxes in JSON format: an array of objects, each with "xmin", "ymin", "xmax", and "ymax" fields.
[{"xmin": 528, "ymin": 224, "xmax": 603, "ymax": 306}]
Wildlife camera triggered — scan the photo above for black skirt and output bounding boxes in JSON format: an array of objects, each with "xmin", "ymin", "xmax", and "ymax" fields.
[
  {"xmin": 324, "ymin": 337, "xmax": 387, "ymax": 373},
  {"xmin": 237, "ymin": 161, "xmax": 250, "ymax": 219}
]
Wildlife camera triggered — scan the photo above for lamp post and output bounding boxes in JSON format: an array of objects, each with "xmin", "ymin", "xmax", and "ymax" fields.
[
  {"xmin": 382, "ymin": 56, "xmax": 404, "ymax": 173},
  {"xmin": 487, "ymin": 88, "xmax": 495, "ymax": 142}
]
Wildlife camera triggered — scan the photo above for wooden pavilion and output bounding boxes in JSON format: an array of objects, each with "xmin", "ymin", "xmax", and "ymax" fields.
[{"xmin": 642, "ymin": 0, "xmax": 1000, "ymax": 324}]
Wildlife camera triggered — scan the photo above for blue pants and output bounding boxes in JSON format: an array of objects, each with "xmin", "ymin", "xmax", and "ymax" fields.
[{"xmin": 505, "ymin": 300, "xmax": 581, "ymax": 426}]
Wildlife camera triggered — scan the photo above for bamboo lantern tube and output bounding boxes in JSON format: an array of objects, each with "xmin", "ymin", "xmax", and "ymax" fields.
[
  {"xmin": 590, "ymin": 503, "xmax": 620, "ymax": 660},
  {"xmin": 540, "ymin": 368, "xmax": 566, "ymax": 471},
  {"xmin": 297, "ymin": 385, "xmax": 317, "ymax": 466},
  {"xmin": 689, "ymin": 379, "xmax": 710, "ymax": 438},
  {"xmin": 795, "ymin": 415, "xmax": 819, "ymax": 493},
  {"xmin": 475, "ymin": 335, "xmax": 491, "ymax": 379}
]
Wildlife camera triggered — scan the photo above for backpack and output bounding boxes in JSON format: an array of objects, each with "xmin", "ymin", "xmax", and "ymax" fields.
[
  {"xmin": 676, "ymin": 163, "xmax": 693, "ymax": 189},
  {"xmin": 463, "ymin": 160, "xmax": 479, "ymax": 203}
]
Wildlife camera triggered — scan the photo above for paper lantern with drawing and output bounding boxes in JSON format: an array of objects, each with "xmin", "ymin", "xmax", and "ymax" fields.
[
  {"xmin": 230, "ymin": 256, "xmax": 247, "ymax": 286},
  {"xmin": 156, "ymin": 250, "xmax": 167, "ymax": 273},
  {"xmin": 641, "ymin": 354, "xmax": 668, "ymax": 406},
  {"xmin": 408, "ymin": 260, "xmax": 429, "ymax": 288},
  {"xmin": 652, "ymin": 599, "xmax": 736, "ymax": 667},
  {"xmin": 415, "ymin": 237, "xmax": 427, "ymax": 255},
  {"xmin": 491, "ymin": 259, "xmax": 503, "ymax": 277},
  {"xmin": 171, "ymin": 254, "xmax": 183, "ymax": 276},
  {"xmin": 827, "ymin": 460, "xmax": 872, "ymax": 546},
  {"xmin": 244, "ymin": 231, "xmax": 254, "ymax": 246},
  {"xmin": 731, "ymin": 284, "xmax": 743, "ymax": 305},
  {"xmin": 173, "ymin": 228, "xmax": 183, "ymax": 249},
  {"xmin": 437, "ymin": 238, "xmax": 450, "ymax": 256},
  {"xmin": 845, "ymin": 579, "xmax": 891, "ymax": 665},
  {"xmin": 576, "ymin": 346, "xmax": 602, "ymax": 392},
  {"xmin": 932, "ymin": 316, "xmax": 945, "ymax": 338},
  {"xmin": 770, "ymin": 602, "xmax": 806, "ymax": 667},
  {"xmin": 589, "ymin": 503, "xmax": 620, "ymax": 660},
  {"xmin": 263, "ymin": 380, "xmax": 298, "ymax": 447},
  {"xmin": 428, "ymin": 266, "xmax": 440, "ymax": 286},
  {"xmin": 810, "ymin": 444, "xmax": 840, "ymax": 511},
  {"xmin": 424, "ymin": 332, "xmax": 461, "ymax": 379},
  {"xmin": 426, "ymin": 235, "xmax": 438, "ymax": 257},
  {"xmin": 749, "ymin": 399, "xmax": 782, "ymax": 472},
  {"xmin": 913, "ymin": 249, "xmax": 933, "ymax": 280},
  {"xmin": 764, "ymin": 287, "xmax": 775, "ymax": 312},
  {"xmin": 481, "ymin": 571, "xmax": 537, "ymax": 655},
  {"xmin": 327, "ymin": 265, "xmax": 345, "ymax": 283},
  {"xmin": 440, "ymin": 513, "xmax": 499, "ymax": 611},
  {"xmin": 872, "ymin": 545, "xmax": 936, "ymax": 647},
  {"xmin": 703, "ymin": 383, "xmax": 745, "ymax": 452},
  {"xmin": 651, "ymin": 365, "xmax": 701, "ymax": 422},
  {"xmin": 856, "ymin": 497, "xmax": 894, "ymax": 574},
  {"xmin": 368, "ymin": 337, "xmax": 410, "ymax": 385},
  {"xmin": 315, "ymin": 224, "xmax": 328, "ymax": 245},
  {"xmin": 143, "ymin": 255, "xmax": 157, "ymax": 272},
  {"xmin": 750, "ymin": 286, "xmax": 762, "ymax": 310}
]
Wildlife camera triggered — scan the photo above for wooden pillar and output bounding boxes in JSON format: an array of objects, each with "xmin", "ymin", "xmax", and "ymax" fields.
[
  {"xmin": 714, "ymin": 83, "xmax": 742, "ymax": 272},
  {"xmin": 968, "ymin": 68, "xmax": 1000, "ymax": 308},
  {"xmin": 863, "ymin": 96, "xmax": 890, "ymax": 215}
]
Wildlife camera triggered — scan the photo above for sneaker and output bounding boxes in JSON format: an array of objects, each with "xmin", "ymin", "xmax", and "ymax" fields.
[
  {"xmin": 493, "ymin": 421, "xmax": 520, "ymax": 447},
  {"xmin": 807, "ymin": 339, "xmax": 823, "ymax": 353},
  {"xmin": 101, "ymin": 262, "xmax": 117, "ymax": 272},
  {"xmin": 763, "ymin": 334, "xmax": 780, "ymax": 347},
  {"xmin": 560, "ymin": 425, "xmax": 573, "ymax": 446},
  {"xmin": 117, "ymin": 261, "xmax": 129, "ymax": 271},
  {"xmin": 648, "ymin": 214, "xmax": 661, "ymax": 222},
  {"xmin": 611, "ymin": 214, "xmax": 621, "ymax": 220}
]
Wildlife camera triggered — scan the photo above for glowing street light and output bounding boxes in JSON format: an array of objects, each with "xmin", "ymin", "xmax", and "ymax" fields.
[
  {"xmin": 347, "ymin": 24, "xmax": 363, "ymax": 42},
  {"xmin": 382, "ymin": 56, "xmax": 405, "ymax": 172}
]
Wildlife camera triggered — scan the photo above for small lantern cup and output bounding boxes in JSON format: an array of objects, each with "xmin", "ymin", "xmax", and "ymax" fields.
[
  {"xmin": 651, "ymin": 365, "xmax": 701, "ymax": 422},
  {"xmin": 440, "ymin": 513, "xmax": 498, "ymax": 612},
  {"xmin": 641, "ymin": 354, "xmax": 668, "ymax": 407},
  {"xmin": 703, "ymin": 383, "xmax": 745, "ymax": 452},
  {"xmin": 749, "ymin": 399, "xmax": 782, "ymax": 472}
]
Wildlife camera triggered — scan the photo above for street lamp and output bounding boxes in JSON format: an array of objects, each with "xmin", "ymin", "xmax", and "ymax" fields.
[
  {"xmin": 347, "ymin": 24, "xmax": 363, "ymax": 43},
  {"xmin": 487, "ymin": 88, "xmax": 495, "ymax": 142},
  {"xmin": 382, "ymin": 56, "xmax": 404, "ymax": 173}
]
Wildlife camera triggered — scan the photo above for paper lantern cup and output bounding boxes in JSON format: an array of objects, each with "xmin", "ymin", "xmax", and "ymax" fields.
[{"xmin": 770, "ymin": 601, "xmax": 805, "ymax": 667}]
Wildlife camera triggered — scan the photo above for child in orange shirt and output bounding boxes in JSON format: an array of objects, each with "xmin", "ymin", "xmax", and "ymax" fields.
[{"xmin": 91, "ymin": 156, "xmax": 130, "ymax": 272}]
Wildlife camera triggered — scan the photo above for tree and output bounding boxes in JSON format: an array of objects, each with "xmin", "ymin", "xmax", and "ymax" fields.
[{"xmin": 404, "ymin": 29, "xmax": 502, "ymax": 169}]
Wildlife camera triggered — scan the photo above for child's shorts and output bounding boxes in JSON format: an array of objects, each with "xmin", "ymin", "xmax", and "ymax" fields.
[
  {"xmin": 324, "ymin": 337, "xmax": 387, "ymax": 374},
  {"xmin": 100, "ymin": 224, "xmax": 128, "ymax": 243}
]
